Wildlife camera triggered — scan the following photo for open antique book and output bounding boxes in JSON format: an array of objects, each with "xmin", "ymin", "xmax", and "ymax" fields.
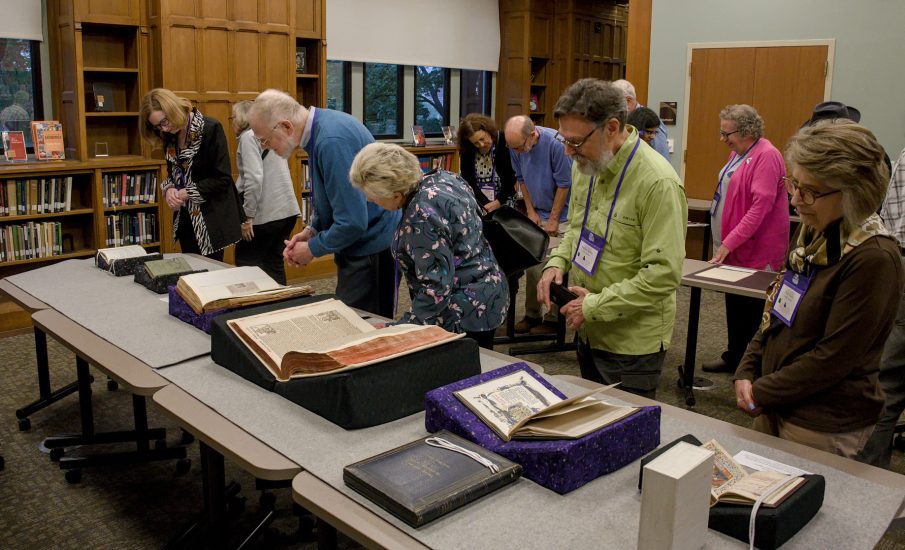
[
  {"xmin": 704, "ymin": 439, "xmax": 805, "ymax": 507},
  {"xmin": 227, "ymin": 298, "xmax": 464, "ymax": 381},
  {"xmin": 176, "ymin": 265, "xmax": 313, "ymax": 314},
  {"xmin": 453, "ymin": 369, "xmax": 638, "ymax": 441}
]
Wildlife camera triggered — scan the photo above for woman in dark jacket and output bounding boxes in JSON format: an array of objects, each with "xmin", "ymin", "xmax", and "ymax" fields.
[
  {"xmin": 139, "ymin": 88, "xmax": 243, "ymax": 261},
  {"xmin": 457, "ymin": 113, "xmax": 517, "ymax": 214}
]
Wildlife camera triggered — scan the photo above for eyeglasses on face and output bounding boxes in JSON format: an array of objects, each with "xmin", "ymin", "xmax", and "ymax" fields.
[
  {"xmin": 782, "ymin": 176, "xmax": 841, "ymax": 205},
  {"xmin": 719, "ymin": 129, "xmax": 739, "ymax": 139},
  {"xmin": 554, "ymin": 126, "xmax": 598, "ymax": 150},
  {"xmin": 255, "ymin": 123, "xmax": 282, "ymax": 147},
  {"xmin": 151, "ymin": 117, "xmax": 170, "ymax": 131}
]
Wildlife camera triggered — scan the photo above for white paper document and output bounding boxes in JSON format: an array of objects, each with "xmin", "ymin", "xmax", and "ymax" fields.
[
  {"xmin": 733, "ymin": 450, "xmax": 813, "ymax": 477},
  {"xmin": 694, "ymin": 265, "xmax": 756, "ymax": 282}
]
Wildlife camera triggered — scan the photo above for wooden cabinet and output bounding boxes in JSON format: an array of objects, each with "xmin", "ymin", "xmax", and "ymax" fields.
[{"xmin": 498, "ymin": 0, "xmax": 628, "ymax": 129}]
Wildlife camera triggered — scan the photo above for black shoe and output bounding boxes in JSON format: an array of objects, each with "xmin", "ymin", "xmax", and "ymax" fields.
[{"xmin": 702, "ymin": 358, "xmax": 734, "ymax": 373}]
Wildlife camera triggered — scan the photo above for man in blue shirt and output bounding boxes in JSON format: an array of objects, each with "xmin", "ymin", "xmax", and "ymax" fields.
[
  {"xmin": 249, "ymin": 89, "xmax": 400, "ymax": 317},
  {"xmin": 613, "ymin": 80, "xmax": 670, "ymax": 161},
  {"xmin": 504, "ymin": 115, "xmax": 573, "ymax": 335}
]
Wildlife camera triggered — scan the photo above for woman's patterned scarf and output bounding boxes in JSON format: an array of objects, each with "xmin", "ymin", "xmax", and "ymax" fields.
[
  {"xmin": 760, "ymin": 213, "xmax": 892, "ymax": 332},
  {"xmin": 165, "ymin": 109, "xmax": 214, "ymax": 255}
]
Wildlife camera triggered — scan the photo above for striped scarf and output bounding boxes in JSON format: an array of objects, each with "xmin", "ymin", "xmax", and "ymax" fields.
[{"xmin": 166, "ymin": 109, "xmax": 215, "ymax": 255}]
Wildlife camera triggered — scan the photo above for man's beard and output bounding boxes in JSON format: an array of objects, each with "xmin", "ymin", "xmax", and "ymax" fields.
[{"xmin": 574, "ymin": 149, "xmax": 614, "ymax": 176}]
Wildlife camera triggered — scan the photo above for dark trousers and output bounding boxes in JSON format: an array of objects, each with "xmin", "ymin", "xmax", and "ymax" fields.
[
  {"xmin": 176, "ymin": 208, "xmax": 224, "ymax": 262},
  {"xmin": 234, "ymin": 216, "xmax": 297, "ymax": 285},
  {"xmin": 334, "ymin": 248, "xmax": 395, "ymax": 318},
  {"xmin": 723, "ymin": 293, "xmax": 766, "ymax": 369},
  {"xmin": 576, "ymin": 339, "xmax": 665, "ymax": 399}
]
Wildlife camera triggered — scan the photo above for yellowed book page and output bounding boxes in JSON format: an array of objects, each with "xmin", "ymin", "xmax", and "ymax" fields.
[
  {"xmin": 703, "ymin": 439, "xmax": 749, "ymax": 502},
  {"xmin": 454, "ymin": 370, "xmax": 563, "ymax": 440},
  {"xmin": 228, "ymin": 298, "xmax": 375, "ymax": 368},
  {"xmin": 180, "ymin": 266, "xmax": 283, "ymax": 306},
  {"xmin": 719, "ymin": 471, "xmax": 802, "ymax": 506},
  {"xmin": 516, "ymin": 399, "xmax": 637, "ymax": 439}
]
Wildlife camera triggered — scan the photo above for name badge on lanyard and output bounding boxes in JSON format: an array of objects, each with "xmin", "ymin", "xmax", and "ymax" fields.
[
  {"xmin": 770, "ymin": 269, "xmax": 815, "ymax": 326},
  {"xmin": 571, "ymin": 138, "xmax": 640, "ymax": 276}
]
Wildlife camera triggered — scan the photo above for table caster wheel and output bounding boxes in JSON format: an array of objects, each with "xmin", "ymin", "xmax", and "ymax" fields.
[
  {"xmin": 65, "ymin": 469, "xmax": 82, "ymax": 484},
  {"xmin": 175, "ymin": 458, "xmax": 191, "ymax": 475},
  {"xmin": 49, "ymin": 448, "xmax": 65, "ymax": 462},
  {"xmin": 18, "ymin": 417, "xmax": 30, "ymax": 432},
  {"xmin": 106, "ymin": 379, "xmax": 119, "ymax": 391}
]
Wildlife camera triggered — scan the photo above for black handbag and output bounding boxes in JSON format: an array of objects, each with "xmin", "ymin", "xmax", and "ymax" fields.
[{"xmin": 482, "ymin": 205, "xmax": 549, "ymax": 277}]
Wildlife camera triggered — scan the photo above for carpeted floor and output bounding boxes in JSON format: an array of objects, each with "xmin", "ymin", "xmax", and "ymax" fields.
[{"xmin": 1, "ymin": 276, "xmax": 903, "ymax": 548}]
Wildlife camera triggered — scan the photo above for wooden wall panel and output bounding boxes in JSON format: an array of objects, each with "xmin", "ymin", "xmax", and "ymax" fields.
[
  {"xmin": 263, "ymin": 33, "xmax": 292, "ymax": 91},
  {"xmin": 529, "ymin": 15, "xmax": 552, "ymax": 57},
  {"xmin": 264, "ymin": 0, "xmax": 293, "ymax": 25},
  {"xmin": 79, "ymin": 0, "xmax": 140, "ymax": 24},
  {"xmin": 201, "ymin": 28, "xmax": 231, "ymax": 93},
  {"xmin": 233, "ymin": 1, "xmax": 259, "ymax": 23},
  {"xmin": 166, "ymin": 0, "xmax": 198, "ymax": 18},
  {"xmin": 234, "ymin": 31, "xmax": 262, "ymax": 93},
  {"xmin": 201, "ymin": 0, "xmax": 229, "ymax": 20},
  {"xmin": 167, "ymin": 27, "xmax": 199, "ymax": 92}
]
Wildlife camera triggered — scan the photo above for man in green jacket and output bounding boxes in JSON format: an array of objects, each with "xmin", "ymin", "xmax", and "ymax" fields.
[{"xmin": 538, "ymin": 79, "xmax": 687, "ymax": 398}]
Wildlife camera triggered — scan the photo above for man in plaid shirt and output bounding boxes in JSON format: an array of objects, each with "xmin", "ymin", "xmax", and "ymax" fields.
[{"xmin": 861, "ymin": 146, "xmax": 905, "ymax": 468}]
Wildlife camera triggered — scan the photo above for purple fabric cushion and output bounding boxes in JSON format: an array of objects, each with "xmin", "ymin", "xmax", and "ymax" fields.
[
  {"xmin": 425, "ymin": 362, "xmax": 661, "ymax": 494},
  {"xmin": 167, "ymin": 286, "xmax": 232, "ymax": 334}
]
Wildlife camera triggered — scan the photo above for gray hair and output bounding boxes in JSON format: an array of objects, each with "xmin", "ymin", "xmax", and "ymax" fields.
[
  {"xmin": 719, "ymin": 104, "xmax": 764, "ymax": 139},
  {"xmin": 612, "ymin": 79, "xmax": 637, "ymax": 101},
  {"xmin": 349, "ymin": 143, "xmax": 422, "ymax": 199},
  {"xmin": 785, "ymin": 120, "xmax": 890, "ymax": 225},
  {"xmin": 248, "ymin": 89, "xmax": 305, "ymax": 127},
  {"xmin": 231, "ymin": 100, "xmax": 253, "ymax": 132},
  {"xmin": 553, "ymin": 78, "xmax": 627, "ymax": 129}
]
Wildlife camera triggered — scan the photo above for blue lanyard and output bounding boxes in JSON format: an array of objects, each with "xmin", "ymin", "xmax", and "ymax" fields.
[
  {"xmin": 579, "ymin": 138, "xmax": 640, "ymax": 253},
  {"xmin": 711, "ymin": 138, "xmax": 759, "ymax": 215}
]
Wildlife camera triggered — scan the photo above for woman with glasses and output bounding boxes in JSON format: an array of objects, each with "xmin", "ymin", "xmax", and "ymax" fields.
[
  {"xmin": 703, "ymin": 104, "xmax": 789, "ymax": 374},
  {"xmin": 230, "ymin": 100, "xmax": 301, "ymax": 284},
  {"xmin": 456, "ymin": 113, "xmax": 516, "ymax": 214},
  {"xmin": 349, "ymin": 142, "xmax": 508, "ymax": 349},
  {"xmin": 139, "ymin": 88, "xmax": 243, "ymax": 261},
  {"xmin": 734, "ymin": 120, "xmax": 903, "ymax": 457}
]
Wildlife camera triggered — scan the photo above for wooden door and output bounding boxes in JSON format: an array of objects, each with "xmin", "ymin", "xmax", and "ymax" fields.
[{"xmin": 683, "ymin": 44, "xmax": 829, "ymax": 200}]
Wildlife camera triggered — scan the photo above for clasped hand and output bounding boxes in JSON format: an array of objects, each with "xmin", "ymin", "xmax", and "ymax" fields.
[
  {"xmin": 283, "ymin": 227, "xmax": 316, "ymax": 268},
  {"xmin": 165, "ymin": 187, "xmax": 188, "ymax": 210}
]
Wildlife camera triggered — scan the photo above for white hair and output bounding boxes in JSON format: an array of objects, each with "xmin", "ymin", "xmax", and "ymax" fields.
[
  {"xmin": 612, "ymin": 79, "xmax": 637, "ymax": 100},
  {"xmin": 248, "ymin": 89, "xmax": 305, "ymax": 126}
]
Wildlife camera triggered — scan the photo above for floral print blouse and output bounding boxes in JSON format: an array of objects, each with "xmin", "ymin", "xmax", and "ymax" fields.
[{"xmin": 392, "ymin": 169, "xmax": 509, "ymax": 333}]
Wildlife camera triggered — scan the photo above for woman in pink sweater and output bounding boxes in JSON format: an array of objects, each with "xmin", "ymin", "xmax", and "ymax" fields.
[{"xmin": 703, "ymin": 104, "xmax": 789, "ymax": 374}]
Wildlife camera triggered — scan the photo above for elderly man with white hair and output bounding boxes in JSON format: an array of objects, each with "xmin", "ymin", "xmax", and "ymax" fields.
[{"xmin": 248, "ymin": 89, "xmax": 400, "ymax": 317}]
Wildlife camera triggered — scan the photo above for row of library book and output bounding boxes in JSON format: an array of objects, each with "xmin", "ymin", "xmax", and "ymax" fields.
[
  {"xmin": 102, "ymin": 171, "xmax": 159, "ymax": 207},
  {"xmin": 1, "ymin": 177, "xmax": 74, "ymax": 216},
  {"xmin": 105, "ymin": 212, "xmax": 158, "ymax": 247},
  {"xmin": 0, "ymin": 221, "xmax": 64, "ymax": 262}
]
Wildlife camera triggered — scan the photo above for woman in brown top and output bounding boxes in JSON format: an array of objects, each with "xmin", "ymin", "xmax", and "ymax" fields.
[{"xmin": 734, "ymin": 120, "xmax": 904, "ymax": 459}]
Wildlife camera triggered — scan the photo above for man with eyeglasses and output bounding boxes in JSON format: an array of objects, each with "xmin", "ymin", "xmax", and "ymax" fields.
[
  {"xmin": 613, "ymin": 79, "xmax": 670, "ymax": 160},
  {"xmin": 537, "ymin": 78, "xmax": 687, "ymax": 398},
  {"xmin": 503, "ymin": 115, "xmax": 573, "ymax": 335},
  {"xmin": 247, "ymin": 89, "xmax": 400, "ymax": 317}
]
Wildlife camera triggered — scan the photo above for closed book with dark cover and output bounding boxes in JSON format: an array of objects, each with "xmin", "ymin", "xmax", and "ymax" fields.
[
  {"xmin": 134, "ymin": 262, "xmax": 208, "ymax": 294},
  {"xmin": 344, "ymin": 430, "xmax": 522, "ymax": 527}
]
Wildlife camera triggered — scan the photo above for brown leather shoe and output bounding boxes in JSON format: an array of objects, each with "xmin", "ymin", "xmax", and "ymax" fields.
[
  {"xmin": 529, "ymin": 321, "xmax": 558, "ymax": 336},
  {"xmin": 514, "ymin": 317, "xmax": 541, "ymax": 334}
]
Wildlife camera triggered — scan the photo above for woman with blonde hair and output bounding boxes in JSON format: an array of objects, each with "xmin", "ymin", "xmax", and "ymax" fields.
[
  {"xmin": 349, "ymin": 142, "xmax": 508, "ymax": 349},
  {"xmin": 734, "ymin": 120, "xmax": 904, "ymax": 458},
  {"xmin": 139, "ymin": 88, "xmax": 243, "ymax": 260},
  {"xmin": 230, "ymin": 100, "xmax": 300, "ymax": 284}
]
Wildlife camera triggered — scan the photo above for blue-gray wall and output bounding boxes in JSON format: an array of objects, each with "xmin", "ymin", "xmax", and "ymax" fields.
[{"xmin": 648, "ymin": 0, "xmax": 905, "ymax": 173}]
